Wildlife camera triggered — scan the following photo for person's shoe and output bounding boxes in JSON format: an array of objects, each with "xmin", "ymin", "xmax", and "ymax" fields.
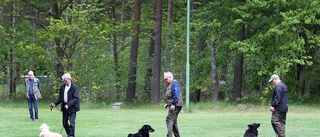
[
  {"xmin": 35, "ymin": 119, "xmax": 38, "ymax": 122},
  {"xmin": 30, "ymin": 119, "xmax": 34, "ymax": 122}
]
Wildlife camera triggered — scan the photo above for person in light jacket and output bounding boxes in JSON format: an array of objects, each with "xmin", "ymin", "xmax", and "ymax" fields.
[{"xmin": 25, "ymin": 70, "xmax": 41, "ymax": 121}]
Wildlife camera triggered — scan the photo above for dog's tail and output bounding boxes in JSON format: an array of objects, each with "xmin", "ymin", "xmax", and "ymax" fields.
[{"xmin": 127, "ymin": 133, "xmax": 133, "ymax": 137}]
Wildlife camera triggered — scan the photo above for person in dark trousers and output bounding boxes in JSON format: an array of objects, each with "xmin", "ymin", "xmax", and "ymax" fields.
[
  {"xmin": 269, "ymin": 74, "xmax": 288, "ymax": 137},
  {"xmin": 163, "ymin": 71, "xmax": 183, "ymax": 137},
  {"xmin": 51, "ymin": 73, "xmax": 80, "ymax": 137},
  {"xmin": 25, "ymin": 70, "xmax": 41, "ymax": 121}
]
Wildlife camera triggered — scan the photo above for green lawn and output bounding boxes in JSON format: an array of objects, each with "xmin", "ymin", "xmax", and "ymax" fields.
[{"xmin": 0, "ymin": 101, "xmax": 319, "ymax": 137}]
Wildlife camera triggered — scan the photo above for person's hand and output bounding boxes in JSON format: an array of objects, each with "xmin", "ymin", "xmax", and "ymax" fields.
[
  {"xmin": 269, "ymin": 106, "xmax": 275, "ymax": 112},
  {"xmin": 164, "ymin": 104, "xmax": 168, "ymax": 108},
  {"xmin": 51, "ymin": 103, "xmax": 55, "ymax": 107},
  {"xmin": 169, "ymin": 105, "xmax": 175, "ymax": 111},
  {"xmin": 65, "ymin": 105, "xmax": 69, "ymax": 109}
]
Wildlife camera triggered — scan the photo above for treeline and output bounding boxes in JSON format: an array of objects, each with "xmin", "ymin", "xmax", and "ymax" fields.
[{"xmin": 0, "ymin": 0, "xmax": 319, "ymax": 104}]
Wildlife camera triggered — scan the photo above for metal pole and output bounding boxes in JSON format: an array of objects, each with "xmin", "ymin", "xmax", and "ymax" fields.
[{"xmin": 186, "ymin": 0, "xmax": 190, "ymax": 112}]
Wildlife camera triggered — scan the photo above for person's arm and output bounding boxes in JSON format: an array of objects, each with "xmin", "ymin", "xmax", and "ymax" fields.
[
  {"xmin": 271, "ymin": 85, "xmax": 282, "ymax": 107},
  {"xmin": 25, "ymin": 79, "xmax": 28, "ymax": 98},
  {"xmin": 37, "ymin": 80, "xmax": 41, "ymax": 90},
  {"xmin": 52, "ymin": 86, "xmax": 63, "ymax": 106}
]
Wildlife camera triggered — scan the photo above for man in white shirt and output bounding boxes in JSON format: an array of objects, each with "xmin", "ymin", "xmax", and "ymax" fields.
[{"xmin": 51, "ymin": 73, "xmax": 80, "ymax": 137}]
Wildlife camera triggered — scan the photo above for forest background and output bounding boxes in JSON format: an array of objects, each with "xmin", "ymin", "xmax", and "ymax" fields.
[{"xmin": 0, "ymin": 0, "xmax": 320, "ymax": 105}]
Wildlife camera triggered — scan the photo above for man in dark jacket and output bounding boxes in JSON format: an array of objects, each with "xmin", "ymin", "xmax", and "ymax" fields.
[
  {"xmin": 269, "ymin": 74, "xmax": 288, "ymax": 137},
  {"xmin": 51, "ymin": 73, "xmax": 80, "ymax": 137}
]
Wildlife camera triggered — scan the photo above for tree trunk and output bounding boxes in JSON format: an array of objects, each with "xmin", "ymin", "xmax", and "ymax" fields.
[
  {"xmin": 0, "ymin": 6, "xmax": 4, "ymax": 84},
  {"xmin": 120, "ymin": 0, "xmax": 128, "ymax": 48},
  {"xmin": 0, "ymin": 6, "xmax": 2, "ymax": 38},
  {"xmin": 210, "ymin": 41, "xmax": 218, "ymax": 102},
  {"xmin": 125, "ymin": 0, "xmax": 141, "ymax": 102},
  {"xmin": 144, "ymin": 31, "xmax": 154, "ymax": 101},
  {"xmin": 52, "ymin": 3, "xmax": 64, "ymax": 78},
  {"xmin": 144, "ymin": 4, "xmax": 156, "ymax": 101},
  {"xmin": 193, "ymin": 36, "xmax": 205, "ymax": 103},
  {"xmin": 192, "ymin": 0, "xmax": 208, "ymax": 103},
  {"xmin": 167, "ymin": 0, "xmax": 173, "ymax": 35},
  {"xmin": 152, "ymin": 0, "xmax": 162, "ymax": 104},
  {"xmin": 164, "ymin": 0, "xmax": 173, "ymax": 70},
  {"xmin": 110, "ymin": 0, "xmax": 122, "ymax": 100},
  {"xmin": 232, "ymin": 25, "xmax": 245, "ymax": 102},
  {"xmin": 9, "ymin": 3, "xmax": 17, "ymax": 97},
  {"xmin": 9, "ymin": 48, "xmax": 16, "ymax": 97}
]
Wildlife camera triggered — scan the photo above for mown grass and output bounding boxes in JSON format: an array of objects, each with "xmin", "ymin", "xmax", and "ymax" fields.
[{"xmin": 0, "ymin": 101, "xmax": 319, "ymax": 137}]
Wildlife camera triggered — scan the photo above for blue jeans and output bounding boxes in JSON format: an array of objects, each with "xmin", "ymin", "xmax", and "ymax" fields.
[{"xmin": 28, "ymin": 94, "xmax": 38, "ymax": 120}]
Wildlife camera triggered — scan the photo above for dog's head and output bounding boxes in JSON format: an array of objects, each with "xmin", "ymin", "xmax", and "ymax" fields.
[
  {"xmin": 244, "ymin": 123, "xmax": 260, "ymax": 137},
  {"xmin": 247, "ymin": 123, "xmax": 260, "ymax": 130},
  {"xmin": 142, "ymin": 124, "xmax": 155, "ymax": 133},
  {"xmin": 39, "ymin": 123, "xmax": 49, "ymax": 132}
]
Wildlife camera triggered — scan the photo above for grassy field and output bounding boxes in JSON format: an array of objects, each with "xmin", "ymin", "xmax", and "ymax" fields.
[{"xmin": 0, "ymin": 101, "xmax": 319, "ymax": 137}]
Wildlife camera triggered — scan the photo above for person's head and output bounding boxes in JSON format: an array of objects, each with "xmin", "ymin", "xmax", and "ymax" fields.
[
  {"xmin": 62, "ymin": 73, "xmax": 72, "ymax": 85},
  {"xmin": 28, "ymin": 71, "xmax": 35, "ymax": 80},
  {"xmin": 164, "ymin": 71, "xmax": 174, "ymax": 83},
  {"xmin": 268, "ymin": 74, "xmax": 280, "ymax": 85}
]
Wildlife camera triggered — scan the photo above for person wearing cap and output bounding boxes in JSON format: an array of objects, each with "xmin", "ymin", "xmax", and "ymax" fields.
[
  {"xmin": 163, "ymin": 71, "xmax": 183, "ymax": 137},
  {"xmin": 268, "ymin": 74, "xmax": 288, "ymax": 137},
  {"xmin": 51, "ymin": 73, "xmax": 80, "ymax": 137},
  {"xmin": 25, "ymin": 70, "xmax": 41, "ymax": 121}
]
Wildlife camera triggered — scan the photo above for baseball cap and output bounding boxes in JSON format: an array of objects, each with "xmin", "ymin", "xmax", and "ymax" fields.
[{"xmin": 268, "ymin": 74, "xmax": 279, "ymax": 82}]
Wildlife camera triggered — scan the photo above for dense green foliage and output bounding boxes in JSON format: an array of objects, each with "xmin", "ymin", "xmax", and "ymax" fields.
[{"xmin": 0, "ymin": 0, "xmax": 319, "ymax": 103}]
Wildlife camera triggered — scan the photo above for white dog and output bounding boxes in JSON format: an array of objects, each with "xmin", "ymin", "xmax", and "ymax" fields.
[{"xmin": 39, "ymin": 123, "xmax": 63, "ymax": 137}]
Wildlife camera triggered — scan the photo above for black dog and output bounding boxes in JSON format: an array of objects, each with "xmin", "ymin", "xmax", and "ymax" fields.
[
  {"xmin": 243, "ymin": 123, "xmax": 260, "ymax": 137},
  {"xmin": 128, "ymin": 124, "xmax": 155, "ymax": 137}
]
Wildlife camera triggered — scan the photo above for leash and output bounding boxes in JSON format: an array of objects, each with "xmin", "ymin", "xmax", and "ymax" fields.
[
  {"xmin": 50, "ymin": 105, "xmax": 65, "ymax": 134},
  {"xmin": 50, "ymin": 105, "xmax": 60, "ymax": 111},
  {"xmin": 59, "ymin": 125, "xmax": 64, "ymax": 134},
  {"xmin": 60, "ymin": 108, "xmax": 69, "ymax": 134}
]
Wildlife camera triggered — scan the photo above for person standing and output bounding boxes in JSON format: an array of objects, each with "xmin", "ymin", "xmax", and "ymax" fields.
[
  {"xmin": 51, "ymin": 73, "xmax": 80, "ymax": 137},
  {"xmin": 268, "ymin": 74, "xmax": 288, "ymax": 137},
  {"xmin": 163, "ymin": 71, "xmax": 183, "ymax": 137},
  {"xmin": 25, "ymin": 70, "xmax": 41, "ymax": 121}
]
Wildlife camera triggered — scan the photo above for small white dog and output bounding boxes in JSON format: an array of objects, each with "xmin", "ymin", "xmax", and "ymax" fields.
[{"xmin": 39, "ymin": 123, "xmax": 63, "ymax": 137}]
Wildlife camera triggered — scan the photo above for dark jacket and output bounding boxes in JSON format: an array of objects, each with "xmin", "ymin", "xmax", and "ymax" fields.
[
  {"xmin": 53, "ymin": 82, "xmax": 80, "ymax": 113},
  {"xmin": 271, "ymin": 82, "xmax": 288, "ymax": 113}
]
